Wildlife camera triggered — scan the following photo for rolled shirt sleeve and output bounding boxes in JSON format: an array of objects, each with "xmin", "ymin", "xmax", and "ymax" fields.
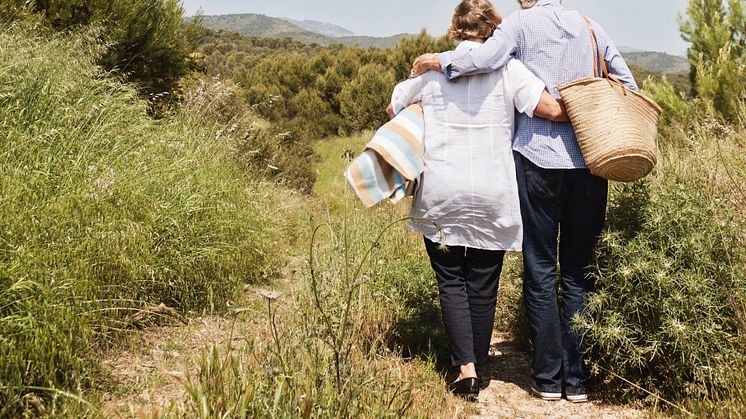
[
  {"xmin": 439, "ymin": 16, "xmax": 521, "ymax": 81},
  {"xmin": 391, "ymin": 75, "xmax": 426, "ymax": 115},
  {"xmin": 505, "ymin": 60, "xmax": 546, "ymax": 118}
]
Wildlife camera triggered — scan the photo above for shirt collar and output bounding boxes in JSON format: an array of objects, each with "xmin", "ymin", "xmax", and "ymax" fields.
[{"xmin": 538, "ymin": 0, "xmax": 562, "ymax": 6}]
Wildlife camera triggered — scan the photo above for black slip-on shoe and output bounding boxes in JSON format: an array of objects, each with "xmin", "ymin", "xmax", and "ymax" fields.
[
  {"xmin": 476, "ymin": 367, "xmax": 490, "ymax": 390},
  {"xmin": 448, "ymin": 377, "xmax": 479, "ymax": 401},
  {"xmin": 478, "ymin": 377, "xmax": 490, "ymax": 391}
]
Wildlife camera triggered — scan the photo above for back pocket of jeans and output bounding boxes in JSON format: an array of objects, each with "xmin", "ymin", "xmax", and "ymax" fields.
[{"xmin": 525, "ymin": 169, "xmax": 563, "ymax": 200}]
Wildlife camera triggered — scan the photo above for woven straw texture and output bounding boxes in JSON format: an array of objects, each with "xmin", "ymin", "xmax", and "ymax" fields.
[{"xmin": 558, "ymin": 77, "xmax": 662, "ymax": 182}]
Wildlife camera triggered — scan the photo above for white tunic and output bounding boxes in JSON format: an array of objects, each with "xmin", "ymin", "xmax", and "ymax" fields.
[{"xmin": 391, "ymin": 41, "xmax": 545, "ymax": 251}]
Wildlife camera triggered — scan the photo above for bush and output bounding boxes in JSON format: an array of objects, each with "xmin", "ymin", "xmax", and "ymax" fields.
[
  {"xmin": 0, "ymin": 21, "xmax": 292, "ymax": 415},
  {"xmin": 193, "ymin": 29, "xmax": 455, "ymax": 140},
  {"xmin": 339, "ymin": 63, "xmax": 396, "ymax": 132},
  {"xmin": 580, "ymin": 142, "xmax": 745, "ymax": 404},
  {"xmin": 3, "ymin": 0, "xmax": 193, "ymax": 98},
  {"xmin": 385, "ymin": 31, "xmax": 455, "ymax": 82},
  {"xmin": 680, "ymin": 0, "xmax": 746, "ymax": 119},
  {"xmin": 179, "ymin": 75, "xmax": 318, "ymax": 192}
]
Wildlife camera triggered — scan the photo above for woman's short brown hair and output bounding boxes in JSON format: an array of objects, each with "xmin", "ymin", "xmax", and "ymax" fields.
[{"xmin": 448, "ymin": 0, "xmax": 502, "ymax": 41}]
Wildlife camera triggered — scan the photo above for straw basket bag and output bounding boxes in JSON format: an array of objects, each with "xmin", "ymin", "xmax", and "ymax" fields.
[{"xmin": 558, "ymin": 17, "xmax": 662, "ymax": 183}]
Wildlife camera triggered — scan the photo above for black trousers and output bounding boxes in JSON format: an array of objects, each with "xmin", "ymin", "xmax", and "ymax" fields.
[{"xmin": 424, "ymin": 237, "xmax": 505, "ymax": 374}]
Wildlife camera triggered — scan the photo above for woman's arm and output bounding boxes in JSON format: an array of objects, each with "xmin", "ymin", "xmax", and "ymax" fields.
[
  {"xmin": 389, "ymin": 75, "xmax": 426, "ymax": 118},
  {"xmin": 534, "ymin": 92, "xmax": 569, "ymax": 123},
  {"xmin": 506, "ymin": 60, "xmax": 568, "ymax": 122}
]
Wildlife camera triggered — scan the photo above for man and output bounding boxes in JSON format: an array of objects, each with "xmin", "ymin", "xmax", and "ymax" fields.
[{"xmin": 410, "ymin": 0, "xmax": 637, "ymax": 403}]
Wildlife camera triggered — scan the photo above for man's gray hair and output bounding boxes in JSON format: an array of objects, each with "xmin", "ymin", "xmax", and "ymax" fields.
[
  {"xmin": 518, "ymin": 0, "xmax": 562, "ymax": 9},
  {"xmin": 517, "ymin": 0, "xmax": 539, "ymax": 8}
]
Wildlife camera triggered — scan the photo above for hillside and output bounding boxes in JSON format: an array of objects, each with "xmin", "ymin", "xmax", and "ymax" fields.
[
  {"xmin": 280, "ymin": 17, "xmax": 354, "ymax": 38},
  {"xmin": 191, "ymin": 14, "xmax": 331, "ymax": 44},
  {"xmin": 192, "ymin": 13, "xmax": 414, "ymax": 48},
  {"xmin": 618, "ymin": 45, "xmax": 644, "ymax": 53},
  {"xmin": 337, "ymin": 33, "xmax": 411, "ymax": 48},
  {"xmin": 194, "ymin": 14, "xmax": 689, "ymax": 74},
  {"xmin": 629, "ymin": 64, "xmax": 691, "ymax": 95},
  {"xmin": 624, "ymin": 51, "xmax": 689, "ymax": 74},
  {"xmin": 190, "ymin": 24, "xmax": 691, "ymax": 97}
]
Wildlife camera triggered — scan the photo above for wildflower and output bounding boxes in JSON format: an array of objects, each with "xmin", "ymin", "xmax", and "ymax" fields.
[{"xmin": 259, "ymin": 289, "xmax": 281, "ymax": 300}]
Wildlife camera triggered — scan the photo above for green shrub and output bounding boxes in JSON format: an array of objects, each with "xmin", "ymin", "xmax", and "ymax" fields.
[
  {"xmin": 385, "ymin": 31, "xmax": 455, "ymax": 82},
  {"xmin": 193, "ymin": 29, "xmax": 454, "ymax": 140},
  {"xmin": 0, "ymin": 21, "xmax": 290, "ymax": 415},
  {"xmin": 339, "ymin": 63, "xmax": 396, "ymax": 132},
  {"xmin": 580, "ymin": 147, "xmax": 745, "ymax": 404},
  {"xmin": 680, "ymin": 0, "xmax": 746, "ymax": 119},
  {"xmin": 3, "ymin": 0, "xmax": 193, "ymax": 98},
  {"xmin": 179, "ymin": 75, "xmax": 318, "ymax": 192}
]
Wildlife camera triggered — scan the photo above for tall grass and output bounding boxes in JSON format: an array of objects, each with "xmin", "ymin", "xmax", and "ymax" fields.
[
  {"xmin": 579, "ymin": 77, "xmax": 746, "ymax": 414},
  {"xmin": 167, "ymin": 136, "xmax": 462, "ymax": 417},
  {"xmin": 0, "ymin": 20, "xmax": 294, "ymax": 415}
]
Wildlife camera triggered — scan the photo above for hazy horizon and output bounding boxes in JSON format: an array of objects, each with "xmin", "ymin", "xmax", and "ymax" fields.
[{"xmin": 181, "ymin": 0, "xmax": 691, "ymax": 56}]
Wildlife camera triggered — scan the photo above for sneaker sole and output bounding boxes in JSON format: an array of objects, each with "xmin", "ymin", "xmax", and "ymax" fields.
[
  {"xmin": 531, "ymin": 387, "xmax": 561, "ymax": 401},
  {"xmin": 566, "ymin": 394, "xmax": 589, "ymax": 403}
]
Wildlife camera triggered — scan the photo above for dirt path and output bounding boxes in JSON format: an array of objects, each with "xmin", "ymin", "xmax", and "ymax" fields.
[
  {"xmin": 99, "ymin": 258, "xmax": 304, "ymax": 417},
  {"xmin": 101, "ymin": 313, "xmax": 239, "ymax": 416},
  {"xmin": 470, "ymin": 333, "xmax": 645, "ymax": 419},
  {"xmin": 97, "ymin": 135, "xmax": 646, "ymax": 417},
  {"xmin": 100, "ymin": 323, "xmax": 646, "ymax": 418}
]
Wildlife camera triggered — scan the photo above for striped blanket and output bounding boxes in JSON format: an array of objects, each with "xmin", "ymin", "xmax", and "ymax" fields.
[{"xmin": 345, "ymin": 104, "xmax": 425, "ymax": 208}]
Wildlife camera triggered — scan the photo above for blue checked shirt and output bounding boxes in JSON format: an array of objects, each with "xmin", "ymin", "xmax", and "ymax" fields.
[{"xmin": 438, "ymin": 0, "xmax": 638, "ymax": 169}]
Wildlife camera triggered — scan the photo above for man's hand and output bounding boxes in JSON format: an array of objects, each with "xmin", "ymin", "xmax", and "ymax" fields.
[
  {"xmin": 386, "ymin": 103, "xmax": 396, "ymax": 120},
  {"xmin": 411, "ymin": 53, "xmax": 441, "ymax": 78}
]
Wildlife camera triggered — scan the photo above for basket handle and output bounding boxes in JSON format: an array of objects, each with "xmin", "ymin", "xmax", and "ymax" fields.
[{"xmin": 583, "ymin": 16, "xmax": 627, "ymax": 96}]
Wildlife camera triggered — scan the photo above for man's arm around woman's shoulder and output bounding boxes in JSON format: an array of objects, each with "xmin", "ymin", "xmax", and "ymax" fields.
[{"xmin": 411, "ymin": 13, "xmax": 522, "ymax": 80}]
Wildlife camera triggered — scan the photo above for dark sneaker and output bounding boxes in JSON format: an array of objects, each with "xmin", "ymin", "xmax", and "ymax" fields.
[
  {"xmin": 565, "ymin": 393, "xmax": 589, "ymax": 403},
  {"xmin": 531, "ymin": 385, "xmax": 561, "ymax": 401}
]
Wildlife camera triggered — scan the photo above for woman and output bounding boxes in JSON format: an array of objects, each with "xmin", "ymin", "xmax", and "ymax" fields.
[{"xmin": 388, "ymin": 0, "xmax": 567, "ymax": 400}]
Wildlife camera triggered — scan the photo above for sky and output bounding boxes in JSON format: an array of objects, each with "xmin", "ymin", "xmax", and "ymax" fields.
[{"xmin": 181, "ymin": 0, "xmax": 691, "ymax": 56}]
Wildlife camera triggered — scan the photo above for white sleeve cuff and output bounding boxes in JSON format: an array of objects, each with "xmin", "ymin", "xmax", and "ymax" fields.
[{"xmin": 523, "ymin": 82, "xmax": 546, "ymax": 118}]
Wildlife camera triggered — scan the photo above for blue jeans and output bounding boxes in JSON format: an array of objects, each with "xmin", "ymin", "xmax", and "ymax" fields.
[{"xmin": 513, "ymin": 152, "xmax": 608, "ymax": 395}]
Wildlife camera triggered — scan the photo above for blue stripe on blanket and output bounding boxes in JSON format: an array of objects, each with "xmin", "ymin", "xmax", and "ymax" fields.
[
  {"xmin": 356, "ymin": 152, "xmax": 382, "ymax": 203},
  {"xmin": 398, "ymin": 106, "xmax": 425, "ymax": 129},
  {"xmin": 374, "ymin": 127, "xmax": 422, "ymax": 172}
]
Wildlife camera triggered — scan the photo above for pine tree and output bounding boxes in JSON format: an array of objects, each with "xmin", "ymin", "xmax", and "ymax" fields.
[{"xmin": 680, "ymin": 0, "xmax": 746, "ymax": 117}]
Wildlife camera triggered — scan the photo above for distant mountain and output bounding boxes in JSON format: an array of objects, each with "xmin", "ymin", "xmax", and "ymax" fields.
[
  {"xmin": 628, "ymin": 64, "xmax": 691, "ymax": 95},
  {"xmin": 190, "ymin": 14, "xmax": 331, "ymax": 44},
  {"xmin": 191, "ymin": 13, "xmax": 690, "ymax": 74},
  {"xmin": 623, "ymin": 51, "xmax": 689, "ymax": 74},
  {"xmin": 190, "ymin": 13, "xmax": 414, "ymax": 48},
  {"xmin": 280, "ymin": 18, "xmax": 354, "ymax": 38},
  {"xmin": 618, "ymin": 45, "xmax": 644, "ymax": 53}
]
